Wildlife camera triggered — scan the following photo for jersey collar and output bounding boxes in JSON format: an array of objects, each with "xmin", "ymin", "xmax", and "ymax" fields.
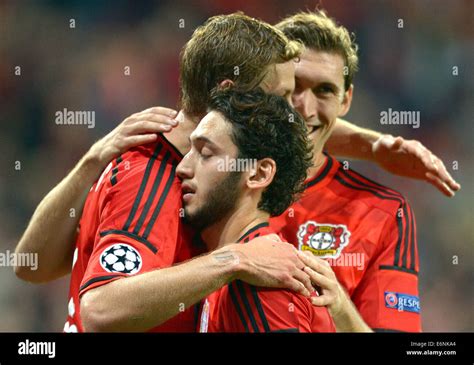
[
  {"xmin": 237, "ymin": 222, "xmax": 270, "ymax": 243},
  {"xmin": 304, "ymin": 153, "xmax": 340, "ymax": 190}
]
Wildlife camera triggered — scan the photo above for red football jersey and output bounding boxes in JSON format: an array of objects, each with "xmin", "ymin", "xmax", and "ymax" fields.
[
  {"xmin": 198, "ymin": 223, "xmax": 336, "ymax": 333},
  {"xmin": 270, "ymin": 154, "xmax": 421, "ymax": 332},
  {"xmin": 63, "ymin": 135, "xmax": 199, "ymax": 333}
]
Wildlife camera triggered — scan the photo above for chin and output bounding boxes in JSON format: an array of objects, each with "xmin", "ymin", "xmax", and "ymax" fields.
[{"xmin": 310, "ymin": 127, "xmax": 331, "ymax": 152}]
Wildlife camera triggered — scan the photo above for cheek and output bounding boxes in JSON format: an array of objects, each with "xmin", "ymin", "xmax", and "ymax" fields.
[
  {"xmin": 194, "ymin": 161, "xmax": 224, "ymax": 193},
  {"xmin": 317, "ymin": 100, "xmax": 339, "ymax": 126}
]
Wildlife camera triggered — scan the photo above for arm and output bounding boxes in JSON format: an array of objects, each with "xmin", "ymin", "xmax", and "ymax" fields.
[
  {"xmin": 298, "ymin": 251, "xmax": 373, "ymax": 332},
  {"xmin": 14, "ymin": 107, "xmax": 179, "ymax": 283},
  {"xmin": 325, "ymin": 118, "xmax": 460, "ymax": 197},
  {"xmin": 80, "ymin": 236, "xmax": 313, "ymax": 332}
]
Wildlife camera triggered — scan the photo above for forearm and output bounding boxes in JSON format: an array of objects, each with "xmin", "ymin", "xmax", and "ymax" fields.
[
  {"xmin": 15, "ymin": 153, "xmax": 105, "ymax": 282},
  {"xmin": 325, "ymin": 118, "xmax": 381, "ymax": 160},
  {"xmin": 80, "ymin": 246, "xmax": 241, "ymax": 332},
  {"xmin": 329, "ymin": 295, "xmax": 373, "ymax": 332}
]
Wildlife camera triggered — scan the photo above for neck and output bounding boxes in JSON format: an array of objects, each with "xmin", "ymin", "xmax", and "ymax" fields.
[
  {"xmin": 306, "ymin": 150, "xmax": 327, "ymax": 180},
  {"xmin": 201, "ymin": 202, "xmax": 269, "ymax": 251},
  {"xmin": 165, "ymin": 110, "xmax": 200, "ymax": 155}
]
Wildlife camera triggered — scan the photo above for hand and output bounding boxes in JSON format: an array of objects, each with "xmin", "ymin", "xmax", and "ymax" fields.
[
  {"xmin": 372, "ymin": 135, "xmax": 461, "ymax": 197},
  {"xmin": 297, "ymin": 251, "xmax": 348, "ymax": 317},
  {"xmin": 232, "ymin": 234, "xmax": 313, "ymax": 297},
  {"xmin": 87, "ymin": 106, "xmax": 179, "ymax": 167}
]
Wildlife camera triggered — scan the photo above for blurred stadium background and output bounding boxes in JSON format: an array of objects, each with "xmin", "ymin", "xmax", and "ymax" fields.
[{"xmin": 0, "ymin": 0, "xmax": 472, "ymax": 331}]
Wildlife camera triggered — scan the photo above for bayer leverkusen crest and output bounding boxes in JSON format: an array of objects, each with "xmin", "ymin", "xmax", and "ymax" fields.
[{"xmin": 297, "ymin": 221, "xmax": 351, "ymax": 259}]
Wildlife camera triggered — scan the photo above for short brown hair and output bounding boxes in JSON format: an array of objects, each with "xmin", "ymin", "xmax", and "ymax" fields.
[
  {"xmin": 180, "ymin": 12, "xmax": 301, "ymax": 116},
  {"xmin": 276, "ymin": 10, "xmax": 359, "ymax": 91}
]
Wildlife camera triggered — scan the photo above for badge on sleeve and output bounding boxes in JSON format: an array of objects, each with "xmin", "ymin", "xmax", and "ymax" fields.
[{"xmin": 100, "ymin": 243, "xmax": 142, "ymax": 274}]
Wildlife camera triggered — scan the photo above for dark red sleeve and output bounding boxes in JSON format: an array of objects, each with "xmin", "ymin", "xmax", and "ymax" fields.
[
  {"xmin": 352, "ymin": 201, "xmax": 421, "ymax": 332},
  {"xmin": 79, "ymin": 141, "xmax": 184, "ymax": 297}
]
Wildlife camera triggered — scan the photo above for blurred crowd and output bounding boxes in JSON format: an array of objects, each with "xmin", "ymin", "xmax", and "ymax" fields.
[{"xmin": 0, "ymin": 0, "xmax": 472, "ymax": 331}]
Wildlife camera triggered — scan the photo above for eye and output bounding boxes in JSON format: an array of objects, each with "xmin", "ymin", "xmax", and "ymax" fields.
[
  {"xmin": 316, "ymin": 85, "xmax": 335, "ymax": 95},
  {"xmin": 200, "ymin": 147, "xmax": 213, "ymax": 159}
]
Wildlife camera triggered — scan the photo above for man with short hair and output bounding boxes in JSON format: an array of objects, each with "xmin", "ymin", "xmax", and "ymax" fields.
[{"xmin": 271, "ymin": 11, "xmax": 423, "ymax": 332}]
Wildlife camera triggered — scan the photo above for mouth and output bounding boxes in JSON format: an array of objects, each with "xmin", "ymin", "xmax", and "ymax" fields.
[
  {"xmin": 308, "ymin": 125, "xmax": 321, "ymax": 135},
  {"xmin": 181, "ymin": 182, "xmax": 196, "ymax": 203}
]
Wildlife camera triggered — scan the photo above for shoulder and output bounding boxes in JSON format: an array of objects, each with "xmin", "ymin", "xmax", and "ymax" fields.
[{"xmin": 330, "ymin": 164, "xmax": 413, "ymax": 218}]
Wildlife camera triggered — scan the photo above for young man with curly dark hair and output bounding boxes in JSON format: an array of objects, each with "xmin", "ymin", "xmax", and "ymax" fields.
[{"xmin": 177, "ymin": 87, "xmax": 334, "ymax": 332}]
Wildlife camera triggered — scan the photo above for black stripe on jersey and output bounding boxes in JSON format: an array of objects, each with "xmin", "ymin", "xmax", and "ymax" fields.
[
  {"xmin": 133, "ymin": 151, "xmax": 171, "ymax": 235},
  {"xmin": 379, "ymin": 265, "xmax": 418, "ymax": 276},
  {"xmin": 228, "ymin": 282, "xmax": 250, "ymax": 332},
  {"xmin": 110, "ymin": 156, "xmax": 123, "ymax": 186},
  {"xmin": 409, "ymin": 205, "xmax": 417, "ymax": 271},
  {"xmin": 99, "ymin": 229, "xmax": 157, "ymax": 254},
  {"xmin": 235, "ymin": 280, "xmax": 260, "ymax": 332},
  {"xmin": 343, "ymin": 168, "xmax": 416, "ymax": 271},
  {"xmin": 243, "ymin": 232, "xmax": 260, "ymax": 244},
  {"xmin": 237, "ymin": 222, "xmax": 269, "ymax": 243},
  {"xmin": 270, "ymin": 328, "xmax": 299, "ymax": 333},
  {"xmin": 401, "ymin": 204, "xmax": 412, "ymax": 270},
  {"xmin": 343, "ymin": 167, "xmax": 402, "ymax": 197},
  {"xmin": 123, "ymin": 143, "xmax": 163, "ymax": 231},
  {"xmin": 304, "ymin": 155, "xmax": 333, "ymax": 189},
  {"xmin": 336, "ymin": 169, "xmax": 413, "ymax": 271},
  {"xmin": 373, "ymin": 328, "xmax": 406, "ymax": 333},
  {"xmin": 249, "ymin": 285, "xmax": 270, "ymax": 332},
  {"xmin": 142, "ymin": 163, "xmax": 177, "ymax": 239},
  {"xmin": 339, "ymin": 168, "xmax": 404, "ymax": 201},
  {"xmin": 79, "ymin": 274, "xmax": 122, "ymax": 294}
]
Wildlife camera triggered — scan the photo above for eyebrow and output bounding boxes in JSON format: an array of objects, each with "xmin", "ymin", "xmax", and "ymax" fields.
[{"xmin": 190, "ymin": 135, "xmax": 219, "ymax": 148}]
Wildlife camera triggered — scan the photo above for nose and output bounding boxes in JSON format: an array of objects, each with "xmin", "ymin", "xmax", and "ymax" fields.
[
  {"xmin": 176, "ymin": 153, "xmax": 194, "ymax": 180},
  {"xmin": 292, "ymin": 90, "xmax": 317, "ymax": 121}
]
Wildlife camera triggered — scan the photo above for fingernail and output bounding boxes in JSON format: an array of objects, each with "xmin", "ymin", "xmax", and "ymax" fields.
[{"xmin": 170, "ymin": 110, "xmax": 178, "ymax": 116}]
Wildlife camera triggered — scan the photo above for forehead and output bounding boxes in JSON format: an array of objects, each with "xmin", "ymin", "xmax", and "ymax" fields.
[
  {"xmin": 192, "ymin": 110, "xmax": 232, "ymax": 142},
  {"xmin": 296, "ymin": 49, "xmax": 345, "ymax": 87},
  {"xmin": 260, "ymin": 60, "xmax": 295, "ymax": 95}
]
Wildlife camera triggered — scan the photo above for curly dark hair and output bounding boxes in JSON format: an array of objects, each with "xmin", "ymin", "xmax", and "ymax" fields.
[{"xmin": 208, "ymin": 88, "xmax": 313, "ymax": 216}]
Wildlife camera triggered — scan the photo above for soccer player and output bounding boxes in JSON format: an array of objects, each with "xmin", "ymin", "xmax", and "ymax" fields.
[
  {"xmin": 14, "ymin": 12, "xmax": 458, "ymax": 332},
  {"xmin": 62, "ymin": 13, "xmax": 317, "ymax": 333},
  {"xmin": 270, "ymin": 11, "xmax": 424, "ymax": 332},
  {"xmin": 178, "ymin": 87, "xmax": 334, "ymax": 332}
]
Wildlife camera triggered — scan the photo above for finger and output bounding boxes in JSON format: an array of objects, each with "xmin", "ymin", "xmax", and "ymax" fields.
[
  {"xmin": 288, "ymin": 279, "xmax": 311, "ymax": 298},
  {"xmin": 303, "ymin": 266, "xmax": 333, "ymax": 290},
  {"xmin": 292, "ymin": 268, "xmax": 314, "ymax": 295},
  {"xmin": 415, "ymin": 148, "xmax": 439, "ymax": 174},
  {"xmin": 127, "ymin": 120, "xmax": 176, "ymax": 135},
  {"xmin": 391, "ymin": 136, "xmax": 404, "ymax": 150},
  {"xmin": 140, "ymin": 106, "xmax": 178, "ymax": 117},
  {"xmin": 123, "ymin": 134, "xmax": 158, "ymax": 148},
  {"xmin": 425, "ymin": 172, "xmax": 454, "ymax": 197},
  {"xmin": 432, "ymin": 158, "xmax": 461, "ymax": 191},
  {"xmin": 297, "ymin": 251, "xmax": 333, "ymax": 277},
  {"xmin": 133, "ymin": 114, "xmax": 178, "ymax": 126},
  {"xmin": 310, "ymin": 294, "xmax": 332, "ymax": 307}
]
